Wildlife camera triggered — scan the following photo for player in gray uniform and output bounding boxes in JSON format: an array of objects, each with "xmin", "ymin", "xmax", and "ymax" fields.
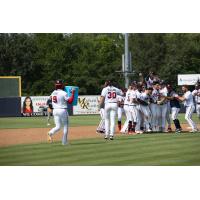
[
  {"xmin": 150, "ymin": 81, "xmax": 161, "ymax": 132},
  {"xmin": 96, "ymin": 101, "xmax": 105, "ymax": 134},
  {"xmin": 192, "ymin": 83, "xmax": 200, "ymax": 119},
  {"xmin": 137, "ymin": 87, "xmax": 153, "ymax": 133},
  {"xmin": 165, "ymin": 84, "xmax": 182, "ymax": 133},
  {"xmin": 177, "ymin": 85, "xmax": 198, "ymax": 132}
]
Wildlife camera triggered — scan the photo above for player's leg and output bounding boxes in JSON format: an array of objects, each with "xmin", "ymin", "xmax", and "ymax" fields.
[
  {"xmin": 135, "ymin": 106, "xmax": 142, "ymax": 134},
  {"xmin": 97, "ymin": 108, "xmax": 105, "ymax": 133},
  {"xmin": 48, "ymin": 109, "xmax": 62, "ymax": 141},
  {"xmin": 161, "ymin": 104, "xmax": 168, "ymax": 132},
  {"xmin": 171, "ymin": 107, "xmax": 181, "ymax": 132},
  {"xmin": 166, "ymin": 102, "xmax": 172, "ymax": 131},
  {"xmin": 150, "ymin": 104, "xmax": 156, "ymax": 131},
  {"xmin": 104, "ymin": 104, "xmax": 111, "ymax": 138},
  {"xmin": 196, "ymin": 104, "xmax": 200, "ymax": 119},
  {"xmin": 47, "ymin": 108, "xmax": 52, "ymax": 126},
  {"xmin": 109, "ymin": 104, "xmax": 118, "ymax": 139},
  {"xmin": 185, "ymin": 106, "xmax": 197, "ymax": 131},
  {"xmin": 117, "ymin": 107, "xmax": 122, "ymax": 131},
  {"xmin": 121, "ymin": 105, "xmax": 129, "ymax": 133},
  {"xmin": 61, "ymin": 110, "xmax": 69, "ymax": 145}
]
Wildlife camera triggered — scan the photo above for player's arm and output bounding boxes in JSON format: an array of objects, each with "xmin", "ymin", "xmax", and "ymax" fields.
[
  {"xmin": 176, "ymin": 95, "xmax": 186, "ymax": 102},
  {"xmin": 99, "ymin": 96, "xmax": 105, "ymax": 108},
  {"xmin": 64, "ymin": 90, "xmax": 75, "ymax": 104}
]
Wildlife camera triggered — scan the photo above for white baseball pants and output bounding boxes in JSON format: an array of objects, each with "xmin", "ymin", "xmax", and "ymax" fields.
[
  {"xmin": 104, "ymin": 103, "xmax": 118, "ymax": 136},
  {"xmin": 185, "ymin": 105, "xmax": 197, "ymax": 130},
  {"xmin": 171, "ymin": 107, "xmax": 180, "ymax": 120},
  {"xmin": 121, "ymin": 105, "xmax": 132, "ymax": 133},
  {"xmin": 97, "ymin": 108, "xmax": 105, "ymax": 132},
  {"xmin": 118, "ymin": 107, "xmax": 125, "ymax": 121},
  {"xmin": 159, "ymin": 104, "xmax": 168, "ymax": 131},
  {"xmin": 150, "ymin": 103, "xmax": 160, "ymax": 131},
  {"xmin": 139, "ymin": 105, "xmax": 151, "ymax": 130},
  {"xmin": 49, "ymin": 108, "xmax": 69, "ymax": 145}
]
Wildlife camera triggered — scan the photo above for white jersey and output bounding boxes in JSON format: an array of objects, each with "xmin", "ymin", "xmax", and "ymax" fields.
[
  {"xmin": 117, "ymin": 95, "xmax": 125, "ymax": 103},
  {"xmin": 124, "ymin": 89, "xmax": 132, "ymax": 105},
  {"xmin": 101, "ymin": 86, "xmax": 122, "ymax": 104},
  {"xmin": 50, "ymin": 89, "xmax": 69, "ymax": 109},
  {"xmin": 192, "ymin": 89, "xmax": 200, "ymax": 103},
  {"xmin": 160, "ymin": 87, "xmax": 168, "ymax": 103},
  {"xmin": 130, "ymin": 90, "xmax": 138, "ymax": 106},
  {"xmin": 183, "ymin": 91, "xmax": 194, "ymax": 107}
]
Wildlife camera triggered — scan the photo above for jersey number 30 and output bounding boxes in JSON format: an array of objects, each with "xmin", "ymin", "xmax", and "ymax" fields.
[
  {"xmin": 108, "ymin": 92, "xmax": 116, "ymax": 99},
  {"xmin": 52, "ymin": 96, "xmax": 58, "ymax": 103}
]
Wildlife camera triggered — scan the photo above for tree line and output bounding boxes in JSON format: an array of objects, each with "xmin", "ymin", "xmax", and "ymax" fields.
[{"xmin": 0, "ymin": 33, "xmax": 200, "ymax": 95}]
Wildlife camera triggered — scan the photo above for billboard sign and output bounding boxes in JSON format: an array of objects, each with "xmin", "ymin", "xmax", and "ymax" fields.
[{"xmin": 178, "ymin": 74, "xmax": 200, "ymax": 85}]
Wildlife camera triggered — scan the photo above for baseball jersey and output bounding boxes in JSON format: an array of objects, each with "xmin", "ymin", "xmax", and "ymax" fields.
[
  {"xmin": 192, "ymin": 89, "xmax": 200, "ymax": 103},
  {"xmin": 146, "ymin": 77, "xmax": 154, "ymax": 88},
  {"xmin": 50, "ymin": 89, "xmax": 69, "ymax": 109},
  {"xmin": 101, "ymin": 86, "xmax": 122, "ymax": 104},
  {"xmin": 139, "ymin": 92, "xmax": 150, "ymax": 104},
  {"xmin": 168, "ymin": 91, "xmax": 181, "ymax": 108},
  {"xmin": 130, "ymin": 90, "xmax": 138, "ymax": 106},
  {"xmin": 159, "ymin": 87, "xmax": 168, "ymax": 104},
  {"xmin": 151, "ymin": 89, "xmax": 160, "ymax": 103},
  {"xmin": 124, "ymin": 89, "xmax": 132, "ymax": 105},
  {"xmin": 183, "ymin": 91, "xmax": 194, "ymax": 107}
]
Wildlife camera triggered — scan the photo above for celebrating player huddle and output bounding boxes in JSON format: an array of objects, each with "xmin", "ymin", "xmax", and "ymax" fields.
[{"xmin": 97, "ymin": 73, "xmax": 200, "ymax": 140}]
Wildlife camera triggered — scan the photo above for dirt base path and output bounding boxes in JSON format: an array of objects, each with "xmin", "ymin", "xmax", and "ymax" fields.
[
  {"xmin": 0, "ymin": 124, "xmax": 199, "ymax": 147},
  {"xmin": 0, "ymin": 126, "xmax": 101, "ymax": 147}
]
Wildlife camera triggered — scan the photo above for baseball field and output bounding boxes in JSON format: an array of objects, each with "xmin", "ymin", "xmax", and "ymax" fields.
[{"xmin": 0, "ymin": 114, "xmax": 200, "ymax": 166}]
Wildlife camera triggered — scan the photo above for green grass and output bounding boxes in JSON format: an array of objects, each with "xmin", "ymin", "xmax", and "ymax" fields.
[
  {"xmin": 0, "ymin": 114, "xmax": 199, "ymax": 129},
  {"xmin": 0, "ymin": 115, "xmax": 101, "ymax": 129},
  {"xmin": 0, "ymin": 133, "xmax": 200, "ymax": 166}
]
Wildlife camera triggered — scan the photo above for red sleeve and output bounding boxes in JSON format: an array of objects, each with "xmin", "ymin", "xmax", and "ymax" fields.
[{"xmin": 67, "ymin": 90, "xmax": 75, "ymax": 104}]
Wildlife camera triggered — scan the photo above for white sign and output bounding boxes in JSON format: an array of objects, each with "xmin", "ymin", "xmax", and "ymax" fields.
[
  {"xmin": 178, "ymin": 74, "xmax": 200, "ymax": 85},
  {"xmin": 21, "ymin": 96, "xmax": 49, "ymax": 116},
  {"xmin": 73, "ymin": 95, "xmax": 100, "ymax": 115}
]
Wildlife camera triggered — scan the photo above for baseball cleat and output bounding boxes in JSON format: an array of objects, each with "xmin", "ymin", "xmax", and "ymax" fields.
[
  {"xmin": 147, "ymin": 129, "xmax": 152, "ymax": 133},
  {"xmin": 175, "ymin": 129, "xmax": 182, "ymax": 133},
  {"xmin": 104, "ymin": 135, "xmax": 108, "ymax": 140},
  {"xmin": 167, "ymin": 127, "xmax": 172, "ymax": 132},
  {"xmin": 47, "ymin": 132, "xmax": 53, "ymax": 143},
  {"xmin": 109, "ymin": 136, "xmax": 114, "ymax": 140},
  {"xmin": 189, "ymin": 129, "xmax": 198, "ymax": 133}
]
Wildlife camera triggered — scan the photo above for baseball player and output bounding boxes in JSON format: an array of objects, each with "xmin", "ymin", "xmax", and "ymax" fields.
[
  {"xmin": 99, "ymin": 80, "xmax": 122, "ymax": 140},
  {"xmin": 129, "ymin": 82, "xmax": 140, "ymax": 133},
  {"xmin": 137, "ymin": 87, "xmax": 153, "ymax": 133},
  {"xmin": 120, "ymin": 85, "xmax": 133, "ymax": 134},
  {"xmin": 192, "ymin": 83, "xmax": 200, "ymax": 119},
  {"xmin": 47, "ymin": 80, "xmax": 75, "ymax": 145},
  {"xmin": 158, "ymin": 82, "xmax": 169, "ymax": 132},
  {"xmin": 117, "ymin": 92, "xmax": 125, "ymax": 131},
  {"xmin": 177, "ymin": 85, "xmax": 198, "ymax": 132},
  {"xmin": 46, "ymin": 98, "xmax": 53, "ymax": 126},
  {"xmin": 165, "ymin": 84, "xmax": 182, "ymax": 133},
  {"xmin": 96, "ymin": 101, "xmax": 105, "ymax": 134},
  {"xmin": 150, "ymin": 81, "xmax": 161, "ymax": 132}
]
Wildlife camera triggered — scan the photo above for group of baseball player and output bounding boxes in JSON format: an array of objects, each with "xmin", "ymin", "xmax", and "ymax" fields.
[{"xmin": 97, "ymin": 72, "xmax": 200, "ymax": 140}]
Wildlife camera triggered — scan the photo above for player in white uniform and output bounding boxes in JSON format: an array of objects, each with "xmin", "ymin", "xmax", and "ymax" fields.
[
  {"xmin": 117, "ymin": 93, "xmax": 125, "ymax": 131},
  {"xmin": 192, "ymin": 83, "xmax": 200, "ymax": 119},
  {"xmin": 47, "ymin": 80, "xmax": 75, "ymax": 145},
  {"xmin": 129, "ymin": 82, "xmax": 140, "ymax": 133},
  {"xmin": 177, "ymin": 85, "xmax": 198, "ymax": 132},
  {"xmin": 120, "ymin": 85, "xmax": 133, "ymax": 134},
  {"xmin": 99, "ymin": 81, "xmax": 123, "ymax": 140}
]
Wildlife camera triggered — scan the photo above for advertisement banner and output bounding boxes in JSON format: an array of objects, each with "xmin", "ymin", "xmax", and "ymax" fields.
[
  {"xmin": 21, "ymin": 96, "xmax": 49, "ymax": 116},
  {"xmin": 178, "ymin": 74, "xmax": 200, "ymax": 85},
  {"xmin": 73, "ymin": 95, "xmax": 100, "ymax": 115}
]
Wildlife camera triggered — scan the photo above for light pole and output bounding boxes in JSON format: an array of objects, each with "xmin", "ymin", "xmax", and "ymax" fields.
[{"xmin": 124, "ymin": 33, "xmax": 130, "ymax": 88}]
